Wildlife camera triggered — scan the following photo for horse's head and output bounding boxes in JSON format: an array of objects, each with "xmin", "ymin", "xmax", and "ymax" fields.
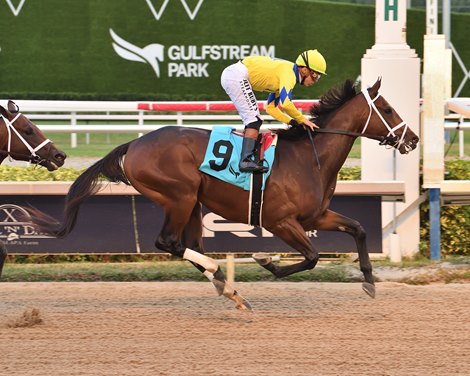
[
  {"xmin": 361, "ymin": 78, "xmax": 419, "ymax": 154},
  {"xmin": 0, "ymin": 101, "xmax": 66, "ymax": 170}
]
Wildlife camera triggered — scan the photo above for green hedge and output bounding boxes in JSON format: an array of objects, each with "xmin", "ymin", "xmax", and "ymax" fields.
[
  {"xmin": 0, "ymin": 165, "xmax": 361, "ymax": 182},
  {"xmin": 0, "ymin": 166, "xmax": 84, "ymax": 181},
  {"xmin": 420, "ymin": 160, "xmax": 470, "ymax": 256}
]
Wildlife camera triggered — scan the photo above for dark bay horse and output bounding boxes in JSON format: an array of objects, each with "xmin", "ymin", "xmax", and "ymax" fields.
[
  {"xmin": 26, "ymin": 79, "xmax": 418, "ymax": 309},
  {"xmin": 0, "ymin": 100, "xmax": 66, "ymax": 278}
]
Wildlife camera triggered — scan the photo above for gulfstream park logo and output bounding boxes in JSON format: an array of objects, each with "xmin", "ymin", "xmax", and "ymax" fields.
[
  {"xmin": 5, "ymin": 0, "xmax": 26, "ymax": 16},
  {"xmin": 110, "ymin": 29, "xmax": 275, "ymax": 78},
  {"xmin": 110, "ymin": 29, "xmax": 165, "ymax": 78},
  {"xmin": 146, "ymin": 0, "xmax": 204, "ymax": 21}
]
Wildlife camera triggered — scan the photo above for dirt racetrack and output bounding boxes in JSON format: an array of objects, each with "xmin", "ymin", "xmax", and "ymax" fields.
[{"xmin": 1, "ymin": 281, "xmax": 469, "ymax": 376}]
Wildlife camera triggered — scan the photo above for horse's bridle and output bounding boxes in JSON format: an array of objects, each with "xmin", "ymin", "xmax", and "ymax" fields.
[
  {"xmin": 313, "ymin": 89, "xmax": 410, "ymax": 151},
  {"xmin": 361, "ymin": 88, "xmax": 409, "ymax": 150},
  {"xmin": 0, "ymin": 113, "xmax": 52, "ymax": 162}
]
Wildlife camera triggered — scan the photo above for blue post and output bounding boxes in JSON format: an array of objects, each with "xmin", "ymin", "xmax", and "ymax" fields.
[{"xmin": 429, "ymin": 188, "xmax": 441, "ymax": 261}]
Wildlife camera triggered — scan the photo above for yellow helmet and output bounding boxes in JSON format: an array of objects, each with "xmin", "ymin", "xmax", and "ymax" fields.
[{"xmin": 295, "ymin": 49, "xmax": 327, "ymax": 75}]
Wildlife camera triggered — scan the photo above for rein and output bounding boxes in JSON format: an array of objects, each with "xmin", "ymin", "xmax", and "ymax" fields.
[
  {"xmin": 311, "ymin": 88, "xmax": 409, "ymax": 148},
  {"xmin": 307, "ymin": 126, "xmax": 393, "ymax": 172},
  {"xmin": 312, "ymin": 127, "xmax": 387, "ymax": 143},
  {"xmin": 306, "ymin": 87, "xmax": 411, "ymax": 168}
]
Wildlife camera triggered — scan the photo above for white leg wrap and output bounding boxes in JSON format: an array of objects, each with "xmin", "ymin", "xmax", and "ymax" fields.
[
  {"xmin": 203, "ymin": 270, "xmax": 214, "ymax": 281},
  {"xmin": 183, "ymin": 248, "xmax": 219, "ymax": 273}
]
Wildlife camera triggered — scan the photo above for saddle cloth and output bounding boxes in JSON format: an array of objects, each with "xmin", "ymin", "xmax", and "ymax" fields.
[{"xmin": 199, "ymin": 126, "xmax": 277, "ymax": 191}]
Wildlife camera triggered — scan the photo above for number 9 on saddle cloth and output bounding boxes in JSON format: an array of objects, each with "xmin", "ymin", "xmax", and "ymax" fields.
[
  {"xmin": 199, "ymin": 126, "xmax": 277, "ymax": 227},
  {"xmin": 199, "ymin": 126, "xmax": 277, "ymax": 191}
]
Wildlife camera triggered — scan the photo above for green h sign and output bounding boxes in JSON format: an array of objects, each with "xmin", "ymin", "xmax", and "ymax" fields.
[{"xmin": 384, "ymin": 0, "xmax": 398, "ymax": 21}]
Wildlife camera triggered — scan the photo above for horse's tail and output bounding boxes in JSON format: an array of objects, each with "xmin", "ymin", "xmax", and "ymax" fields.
[{"xmin": 28, "ymin": 142, "xmax": 132, "ymax": 238}]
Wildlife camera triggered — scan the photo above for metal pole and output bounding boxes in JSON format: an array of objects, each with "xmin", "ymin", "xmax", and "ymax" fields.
[
  {"xmin": 138, "ymin": 110, "xmax": 144, "ymax": 138},
  {"xmin": 226, "ymin": 254, "xmax": 235, "ymax": 285},
  {"xmin": 429, "ymin": 188, "xmax": 441, "ymax": 261},
  {"xmin": 459, "ymin": 128, "xmax": 464, "ymax": 158},
  {"xmin": 443, "ymin": 0, "xmax": 451, "ymax": 48},
  {"xmin": 71, "ymin": 111, "xmax": 77, "ymax": 148},
  {"xmin": 389, "ymin": 148, "xmax": 402, "ymax": 262},
  {"xmin": 426, "ymin": 0, "xmax": 438, "ymax": 35}
]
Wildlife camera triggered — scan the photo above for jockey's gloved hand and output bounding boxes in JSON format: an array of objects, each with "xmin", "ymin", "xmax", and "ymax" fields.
[{"xmin": 288, "ymin": 119, "xmax": 299, "ymax": 127}]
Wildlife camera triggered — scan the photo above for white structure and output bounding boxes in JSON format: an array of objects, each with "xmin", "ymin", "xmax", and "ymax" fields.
[
  {"xmin": 361, "ymin": 0, "xmax": 421, "ymax": 258},
  {"xmin": 421, "ymin": 1, "xmax": 469, "ymax": 259},
  {"xmin": 422, "ymin": 34, "xmax": 451, "ymax": 186}
]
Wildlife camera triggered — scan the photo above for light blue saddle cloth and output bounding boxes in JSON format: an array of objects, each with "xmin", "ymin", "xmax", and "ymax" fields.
[{"xmin": 199, "ymin": 126, "xmax": 276, "ymax": 191}]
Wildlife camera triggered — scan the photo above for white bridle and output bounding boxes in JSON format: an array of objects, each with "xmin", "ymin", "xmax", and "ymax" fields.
[
  {"xmin": 361, "ymin": 89, "xmax": 409, "ymax": 149},
  {"xmin": 1, "ymin": 113, "xmax": 52, "ymax": 161}
]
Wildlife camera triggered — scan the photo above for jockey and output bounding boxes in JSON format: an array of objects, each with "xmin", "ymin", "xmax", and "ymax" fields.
[{"xmin": 220, "ymin": 49, "xmax": 327, "ymax": 173}]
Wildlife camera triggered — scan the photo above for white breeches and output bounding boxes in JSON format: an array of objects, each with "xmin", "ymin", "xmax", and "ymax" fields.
[{"xmin": 220, "ymin": 61, "xmax": 261, "ymax": 127}]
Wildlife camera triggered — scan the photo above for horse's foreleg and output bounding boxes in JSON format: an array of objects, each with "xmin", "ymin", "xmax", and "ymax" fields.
[
  {"xmin": 0, "ymin": 240, "xmax": 7, "ymax": 280},
  {"xmin": 253, "ymin": 253, "xmax": 318, "ymax": 278},
  {"xmin": 313, "ymin": 209, "xmax": 375, "ymax": 298},
  {"xmin": 254, "ymin": 219, "xmax": 319, "ymax": 278}
]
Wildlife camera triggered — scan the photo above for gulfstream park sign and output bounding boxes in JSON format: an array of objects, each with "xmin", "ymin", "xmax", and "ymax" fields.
[{"xmin": 110, "ymin": 29, "xmax": 275, "ymax": 78}]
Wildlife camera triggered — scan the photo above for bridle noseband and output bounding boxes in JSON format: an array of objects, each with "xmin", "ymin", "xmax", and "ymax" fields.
[
  {"xmin": 0, "ymin": 113, "xmax": 52, "ymax": 162},
  {"xmin": 361, "ymin": 88, "xmax": 409, "ymax": 150}
]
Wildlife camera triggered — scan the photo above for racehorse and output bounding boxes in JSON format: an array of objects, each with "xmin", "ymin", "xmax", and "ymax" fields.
[
  {"xmin": 25, "ymin": 78, "xmax": 419, "ymax": 309},
  {"xmin": 0, "ymin": 100, "xmax": 66, "ymax": 279}
]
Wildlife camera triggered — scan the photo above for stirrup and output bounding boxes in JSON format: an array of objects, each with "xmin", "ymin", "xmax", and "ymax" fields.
[{"xmin": 239, "ymin": 159, "xmax": 268, "ymax": 173}]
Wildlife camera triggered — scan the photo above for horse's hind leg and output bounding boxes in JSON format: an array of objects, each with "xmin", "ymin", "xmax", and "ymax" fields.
[
  {"xmin": 313, "ymin": 209, "xmax": 375, "ymax": 298},
  {"xmin": 0, "ymin": 240, "xmax": 7, "ymax": 279},
  {"xmin": 181, "ymin": 203, "xmax": 252, "ymax": 310},
  {"xmin": 181, "ymin": 202, "xmax": 205, "ymax": 255},
  {"xmin": 130, "ymin": 168, "xmax": 250, "ymax": 309},
  {"xmin": 155, "ymin": 201, "xmax": 251, "ymax": 310}
]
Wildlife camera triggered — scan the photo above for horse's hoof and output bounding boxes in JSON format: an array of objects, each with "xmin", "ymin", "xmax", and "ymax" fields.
[
  {"xmin": 252, "ymin": 253, "xmax": 272, "ymax": 266},
  {"xmin": 362, "ymin": 282, "xmax": 376, "ymax": 298},
  {"xmin": 233, "ymin": 291, "xmax": 253, "ymax": 311},
  {"xmin": 236, "ymin": 298, "xmax": 253, "ymax": 311}
]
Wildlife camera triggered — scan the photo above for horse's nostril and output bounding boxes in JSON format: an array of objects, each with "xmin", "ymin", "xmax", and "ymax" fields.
[{"xmin": 55, "ymin": 152, "xmax": 67, "ymax": 161}]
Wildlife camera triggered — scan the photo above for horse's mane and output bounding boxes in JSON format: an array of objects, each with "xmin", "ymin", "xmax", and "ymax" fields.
[{"xmin": 274, "ymin": 79, "xmax": 358, "ymax": 140}]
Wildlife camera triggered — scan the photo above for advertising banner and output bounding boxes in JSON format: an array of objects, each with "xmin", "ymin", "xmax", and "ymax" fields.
[{"xmin": 0, "ymin": 195, "xmax": 382, "ymax": 254}]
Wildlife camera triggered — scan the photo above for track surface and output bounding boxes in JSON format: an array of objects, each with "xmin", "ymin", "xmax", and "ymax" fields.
[{"xmin": 1, "ymin": 282, "xmax": 469, "ymax": 376}]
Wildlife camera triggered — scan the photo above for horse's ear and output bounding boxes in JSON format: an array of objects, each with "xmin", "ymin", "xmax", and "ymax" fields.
[
  {"xmin": 7, "ymin": 100, "xmax": 19, "ymax": 114},
  {"xmin": 369, "ymin": 77, "xmax": 382, "ymax": 97}
]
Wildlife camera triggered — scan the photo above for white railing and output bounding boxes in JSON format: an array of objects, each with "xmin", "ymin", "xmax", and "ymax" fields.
[
  {"xmin": 4, "ymin": 99, "xmax": 317, "ymax": 148},
  {"xmin": 444, "ymin": 115, "xmax": 470, "ymax": 158},
  {"xmin": 2, "ymin": 99, "xmax": 468, "ymax": 156}
]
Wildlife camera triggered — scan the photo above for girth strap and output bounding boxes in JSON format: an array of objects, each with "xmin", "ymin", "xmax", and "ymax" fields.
[{"xmin": 248, "ymin": 143, "xmax": 265, "ymax": 227}]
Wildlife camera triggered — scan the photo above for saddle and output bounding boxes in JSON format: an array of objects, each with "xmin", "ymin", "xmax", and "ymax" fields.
[{"xmin": 199, "ymin": 126, "xmax": 278, "ymax": 227}]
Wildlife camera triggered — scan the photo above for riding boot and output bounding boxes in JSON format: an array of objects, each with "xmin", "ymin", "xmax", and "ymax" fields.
[{"xmin": 239, "ymin": 135, "xmax": 268, "ymax": 173}]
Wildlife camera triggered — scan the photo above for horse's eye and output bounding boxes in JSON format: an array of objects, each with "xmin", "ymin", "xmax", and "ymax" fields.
[
  {"xmin": 384, "ymin": 108, "xmax": 392, "ymax": 115},
  {"xmin": 24, "ymin": 126, "xmax": 34, "ymax": 136}
]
